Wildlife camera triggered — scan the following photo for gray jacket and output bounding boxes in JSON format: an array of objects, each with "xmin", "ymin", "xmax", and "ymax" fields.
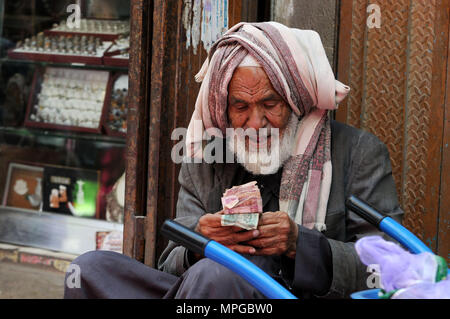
[{"xmin": 158, "ymin": 120, "xmax": 404, "ymax": 298}]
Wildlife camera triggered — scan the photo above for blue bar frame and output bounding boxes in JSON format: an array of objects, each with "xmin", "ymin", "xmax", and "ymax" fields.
[{"xmin": 204, "ymin": 241, "xmax": 297, "ymax": 299}]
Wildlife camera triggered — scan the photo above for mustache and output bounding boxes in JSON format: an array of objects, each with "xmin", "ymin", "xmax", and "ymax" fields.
[{"xmin": 226, "ymin": 113, "xmax": 299, "ymax": 175}]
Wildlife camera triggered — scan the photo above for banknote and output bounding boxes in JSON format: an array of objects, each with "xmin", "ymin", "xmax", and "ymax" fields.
[
  {"xmin": 221, "ymin": 213, "xmax": 260, "ymax": 230},
  {"xmin": 221, "ymin": 181, "xmax": 263, "ymax": 215}
]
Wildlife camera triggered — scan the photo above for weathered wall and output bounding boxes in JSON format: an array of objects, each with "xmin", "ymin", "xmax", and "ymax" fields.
[
  {"xmin": 336, "ymin": 0, "xmax": 450, "ymax": 262},
  {"xmin": 271, "ymin": 0, "xmax": 339, "ymax": 69}
]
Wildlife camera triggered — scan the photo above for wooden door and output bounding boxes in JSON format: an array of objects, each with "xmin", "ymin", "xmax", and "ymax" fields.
[
  {"xmin": 336, "ymin": 0, "xmax": 450, "ymax": 262},
  {"xmin": 124, "ymin": 0, "xmax": 269, "ymax": 267},
  {"xmin": 440, "ymin": 23, "xmax": 450, "ymax": 263}
]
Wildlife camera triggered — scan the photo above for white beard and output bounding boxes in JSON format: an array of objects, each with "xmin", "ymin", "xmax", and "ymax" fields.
[{"xmin": 227, "ymin": 113, "xmax": 298, "ymax": 175}]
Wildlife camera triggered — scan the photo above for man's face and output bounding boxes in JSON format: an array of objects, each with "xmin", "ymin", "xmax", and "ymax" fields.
[
  {"xmin": 226, "ymin": 67, "xmax": 297, "ymax": 175},
  {"xmin": 227, "ymin": 67, "xmax": 292, "ymax": 143}
]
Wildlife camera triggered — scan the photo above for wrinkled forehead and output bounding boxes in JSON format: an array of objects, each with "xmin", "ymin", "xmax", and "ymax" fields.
[
  {"xmin": 228, "ymin": 67, "xmax": 272, "ymax": 95},
  {"xmin": 229, "ymin": 54, "xmax": 288, "ymax": 104},
  {"xmin": 228, "ymin": 66, "xmax": 287, "ymax": 108}
]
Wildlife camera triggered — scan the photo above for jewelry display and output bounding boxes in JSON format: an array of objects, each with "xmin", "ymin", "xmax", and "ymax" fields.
[
  {"xmin": 11, "ymin": 33, "xmax": 109, "ymax": 57},
  {"xmin": 0, "ymin": 1, "xmax": 130, "ymax": 259},
  {"xmin": 2, "ymin": 163, "xmax": 45, "ymax": 212},
  {"xmin": 104, "ymin": 74, "xmax": 128, "ymax": 136},
  {"xmin": 26, "ymin": 67, "xmax": 110, "ymax": 132},
  {"xmin": 41, "ymin": 165, "xmax": 100, "ymax": 218},
  {"xmin": 8, "ymin": 19, "xmax": 130, "ymax": 66},
  {"xmin": 48, "ymin": 19, "xmax": 130, "ymax": 38}
]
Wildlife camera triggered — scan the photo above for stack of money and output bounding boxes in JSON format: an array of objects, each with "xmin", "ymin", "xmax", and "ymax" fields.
[{"xmin": 220, "ymin": 181, "xmax": 262, "ymax": 230}]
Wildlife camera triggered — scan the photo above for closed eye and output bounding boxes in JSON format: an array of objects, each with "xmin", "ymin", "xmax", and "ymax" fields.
[
  {"xmin": 233, "ymin": 104, "xmax": 248, "ymax": 111},
  {"xmin": 264, "ymin": 101, "xmax": 278, "ymax": 108}
]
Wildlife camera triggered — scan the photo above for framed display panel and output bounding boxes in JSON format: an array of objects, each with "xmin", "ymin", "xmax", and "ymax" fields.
[
  {"xmin": 0, "ymin": 135, "xmax": 125, "ymax": 255},
  {"xmin": 24, "ymin": 66, "xmax": 111, "ymax": 134},
  {"xmin": 102, "ymin": 72, "xmax": 128, "ymax": 137},
  {"xmin": 0, "ymin": 144, "xmax": 67, "ymax": 204},
  {"xmin": 8, "ymin": 34, "xmax": 112, "ymax": 66},
  {"xmin": 45, "ymin": 19, "xmax": 130, "ymax": 42},
  {"xmin": 0, "ymin": 0, "xmax": 129, "ymax": 257},
  {"xmin": 0, "ymin": 207, "xmax": 123, "ymax": 255},
  {"xmin": 42, "ymin": 164, "xmax": 101, "ymax": 219},
  {"xmin": 2, "ymin": 162, "xmax": 44, "ymax": 211}
]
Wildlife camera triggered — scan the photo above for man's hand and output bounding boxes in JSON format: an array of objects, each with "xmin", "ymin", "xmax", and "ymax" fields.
[
  {"xmin": 195, "ymin": 212, "xmax": 260, "ymax": 255},
  {"xmin": 245, "ymin": 211, "xmax": 298, "ymax": 259}
]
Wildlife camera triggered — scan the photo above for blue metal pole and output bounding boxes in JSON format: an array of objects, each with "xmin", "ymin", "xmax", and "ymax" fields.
[
  {"xmin": 379, "ymin": 217, "xmax": 449, "ymax": 276},
  {"xmin": 346, "ymin": 196, "xmax": 449, "ymax": 276},
  {"xmin": 161, "ymin": 220, "xmax": 297, "ymax": 299},
  {"xmin": 204, "ymin": 241, "xmax": 297, "ymax": 299},
  {"xmin": 379, "ymin": 217, "xmax": 433, "ymax": 254}
]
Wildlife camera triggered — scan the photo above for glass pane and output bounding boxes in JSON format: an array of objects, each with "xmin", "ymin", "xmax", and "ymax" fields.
[{"xmin": 0, "ymin": 0, "xmax": 130, "ymax": 255}]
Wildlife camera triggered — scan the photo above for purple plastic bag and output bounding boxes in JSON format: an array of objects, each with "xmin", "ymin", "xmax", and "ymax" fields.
[
  {"xmin": 392, "ymin": 279, "xmax": 450, "ymax": 299},
  {"xmin": 355, "ymin": 236, "xmax": 438, "ymax": 292}
]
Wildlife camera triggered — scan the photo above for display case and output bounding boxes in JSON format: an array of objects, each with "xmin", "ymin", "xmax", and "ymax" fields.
[{"xmin": 0, "ymin": 0, "xmax": 130, "ymax": 255}]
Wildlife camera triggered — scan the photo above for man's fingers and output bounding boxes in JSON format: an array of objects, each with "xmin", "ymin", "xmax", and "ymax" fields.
[
  {"xmin": 214, "ymin": 229, "xmax": 259, "ymax": 245},
  {"xmin": 198, "ymin": 213, "xmax": 223, "ymax": 228},
  {"xmin": 201, "ymin": 227, "xmax": 231, "ymax": 238},
  {"xmin": 245, "ymin": 235, "xmax": 278, "ymax": 249},
  {"xmin": 201, "ymin": 225, "xmax": 252, "ymax": 238},
  {"xmin": 259, "ymin": 212, "xmax": 284, "ymax": 226},
  {"xmin": 229, "ymin": 226, "xmax": 245, "ymax": 232},
  {"xmin": 230, "ymin": 229, "xmax": 260, "ymax": 243},
  {"xmin": 228, "ymin": 244, "xmax": 256, "ymax": 255},
  {"xmin": 255, "ymin": 223, "xmax": 279, "ymax": 238}
]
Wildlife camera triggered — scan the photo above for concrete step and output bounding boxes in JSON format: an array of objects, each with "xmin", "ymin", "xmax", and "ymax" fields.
[
  {"xmin": 0, "ymin": 261, "xmax": 66, "ymax": 299},
  {"xmin": 0, "ymin": 242, "xmax": 78, "ymax": 273},
  {"xmin": 0, "ymin": 243, "xmax": 79, "ymax": 299}
]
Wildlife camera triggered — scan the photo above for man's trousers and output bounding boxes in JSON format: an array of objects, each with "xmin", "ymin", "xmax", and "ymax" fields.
[{"xmin": 63, "ymin": 250, "xmax": 273, "ymax": 298}]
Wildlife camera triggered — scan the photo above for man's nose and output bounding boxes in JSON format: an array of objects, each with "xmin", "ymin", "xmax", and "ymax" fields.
[{"xmin": 246, "ymin": 106, "xmax": 267, "ymax": 130}]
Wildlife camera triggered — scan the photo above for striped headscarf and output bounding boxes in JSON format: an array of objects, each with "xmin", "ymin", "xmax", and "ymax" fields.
[{"xmin": 186, "ymin": 22, "xmax": 350, "ymax": 231}]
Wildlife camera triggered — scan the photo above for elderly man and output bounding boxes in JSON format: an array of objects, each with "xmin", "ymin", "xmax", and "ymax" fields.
[{"xmin": 65, "ymin": 22, "xmax": 403, "ymax": 299}]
